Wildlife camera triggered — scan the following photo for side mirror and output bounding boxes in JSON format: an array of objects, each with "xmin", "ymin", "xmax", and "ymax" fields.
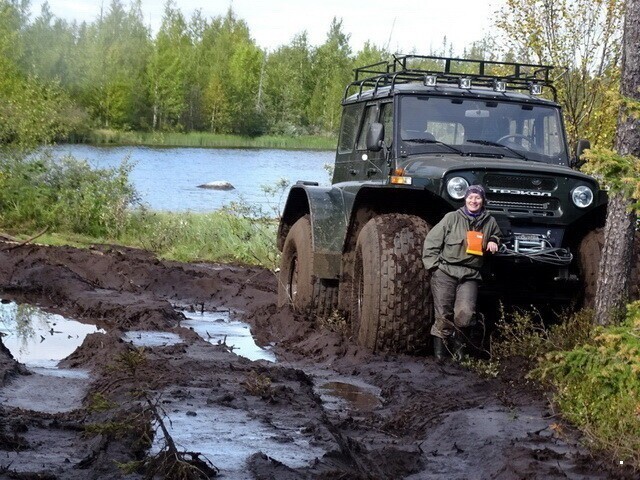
[
  {"xmin": 572, "ymin": 139, "xmax": 591, "ymax": 168},
  {"xmin": 366, "ymin": 122, "xmax": 384, "ymax": 152}
]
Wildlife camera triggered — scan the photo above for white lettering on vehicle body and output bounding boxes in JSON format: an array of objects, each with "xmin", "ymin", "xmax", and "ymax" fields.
[{"xmin": 488, "ymin": 188, "xmax": 552, "ymax": 197}]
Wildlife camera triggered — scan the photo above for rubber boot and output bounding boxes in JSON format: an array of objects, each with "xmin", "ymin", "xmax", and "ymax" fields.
[
  {"xmin": 450, "ymin": 332, "xmax": 465, "ymax": 361},
  {"xmin": 433, "ymin": 336, "xmax": 447, "ymax": 361}
]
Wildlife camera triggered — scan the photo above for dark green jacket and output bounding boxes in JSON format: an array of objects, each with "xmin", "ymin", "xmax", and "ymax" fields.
[{"xmin": 422, "ymin": 208, "xmax": 501, "ymax": 280}]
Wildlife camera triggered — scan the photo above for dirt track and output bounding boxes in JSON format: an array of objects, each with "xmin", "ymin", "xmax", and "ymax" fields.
[{"xmin": 0, "ymin": 241, "xmax": 635, "ymax": 479}]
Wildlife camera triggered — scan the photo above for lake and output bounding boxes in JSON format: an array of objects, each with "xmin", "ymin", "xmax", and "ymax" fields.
[{"xmin": 48, "ymin": 145, "xmax": 334, "ymax": 213}]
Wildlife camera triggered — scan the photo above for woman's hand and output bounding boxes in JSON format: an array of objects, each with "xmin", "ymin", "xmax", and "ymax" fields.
[{"xmin": 486, "ymin": 241, "xmax": 499, "ymax": 253}]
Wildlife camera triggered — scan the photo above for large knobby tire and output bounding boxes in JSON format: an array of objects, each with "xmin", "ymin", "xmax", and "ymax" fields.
[
  {"xmin": 351, "ymin": 214, "xmax": 432, "ymax": 353},
  {"xmin": 577, "ymin": 228, "xmax": 640, "ymax": 307},
  {"xmin": 577, "ymin": 228, "xmax": 603, "ymax": 308},
  {"xmin": 278, "ymin": 215, "xmax": 338, "ymax": 318}
]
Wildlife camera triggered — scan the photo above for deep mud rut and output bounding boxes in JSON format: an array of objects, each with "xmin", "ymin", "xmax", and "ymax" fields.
[{"xmin": 0, "ymin": 241, "xmax": 635, "ymax": 479}]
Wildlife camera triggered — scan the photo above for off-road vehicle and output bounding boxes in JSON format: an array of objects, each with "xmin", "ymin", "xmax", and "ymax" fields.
[{"xmin": 277, "ymin": 55, "xmax": 607, "ymax": 353}]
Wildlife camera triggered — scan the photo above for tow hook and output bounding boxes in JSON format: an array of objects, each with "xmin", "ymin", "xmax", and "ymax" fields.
[{"xmin": 554, "ymin": 268, "xmax": 578, "ymax": 282}]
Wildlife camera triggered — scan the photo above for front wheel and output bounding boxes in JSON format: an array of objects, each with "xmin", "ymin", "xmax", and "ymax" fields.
[
  {"xmin": 576, "ymin": 228, "xmax": 603, "ymax": 308},
  {"xmin": 577, "ymin": 228, "xmax": 640, "ymax": 307},
  {"xmin": 351, "ymin": 214, "xmax": 432, "ymax": 353},
  {"xmin": 278, "ymin": 215, "xmax": 337, "ymax": 318}
]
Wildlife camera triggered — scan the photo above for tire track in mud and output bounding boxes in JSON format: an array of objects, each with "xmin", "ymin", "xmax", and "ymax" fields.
[{"xmin": 0, "ymin": 241, "xmax": 636, "ymax": 479}]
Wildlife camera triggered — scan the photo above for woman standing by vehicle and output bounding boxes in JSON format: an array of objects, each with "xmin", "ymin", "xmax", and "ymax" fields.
[{"xmin": 422, "ymin": 185, "xmax": 501, "ymax": 360}]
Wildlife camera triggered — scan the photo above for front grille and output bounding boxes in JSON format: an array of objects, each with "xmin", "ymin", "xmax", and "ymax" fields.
[
  {"xmin": 484, "ymin": 173, "xmax": 556, "ymax": 191},
  {"xmin": 481, "ymin": 172, "xmax": 560, "ymax": 216},
  {"xmin": 486, "ymin": 196, "xmax": 560, "ymax": 217}
]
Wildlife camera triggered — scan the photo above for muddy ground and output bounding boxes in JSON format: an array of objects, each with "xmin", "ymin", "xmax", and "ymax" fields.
[{"xmin": 0, "ymin": 241, "xmax": 636, "ymax": 479}]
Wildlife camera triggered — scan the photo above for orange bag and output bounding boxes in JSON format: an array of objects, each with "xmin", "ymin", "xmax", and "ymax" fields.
[{"xmin": 466, "ymin": 231, "xmax": 484, "ymax": 256}]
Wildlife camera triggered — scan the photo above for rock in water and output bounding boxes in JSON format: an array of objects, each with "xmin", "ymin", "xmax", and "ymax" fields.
[{"xmin": 197, "ymin": 181, "xmax": 235, "ymax": 190}]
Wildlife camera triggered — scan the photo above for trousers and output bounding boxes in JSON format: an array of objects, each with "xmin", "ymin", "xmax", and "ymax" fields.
[{"xmin": 429, "ymin": 268, "xmax": 478, "ymax": 339}]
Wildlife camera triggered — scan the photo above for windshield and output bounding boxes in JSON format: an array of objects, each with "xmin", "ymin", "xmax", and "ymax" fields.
[{"xmin": 399, "ymin": 96, "xmax": 569, "ymax": 165}]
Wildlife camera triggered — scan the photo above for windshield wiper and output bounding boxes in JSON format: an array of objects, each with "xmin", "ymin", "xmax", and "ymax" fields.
[
  {"xmin": 404, "ymin": 138, "xmax": 463, "ymax": 155},
  {"xmin": 466, "ymin": 139, "xmax": 530, "ymax": 161}
]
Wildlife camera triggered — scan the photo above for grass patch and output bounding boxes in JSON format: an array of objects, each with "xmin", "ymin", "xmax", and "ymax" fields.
[
  {"xmin": 15, "ymin": 209, "xmax": 279, "ymax": 269},
  {"xmin": 490, "ymin": 306, "xmax": 595, "ymax": 365},
  {"xmin": 0, "ymin": 149, "xmax": 281, "ymax": 268},
  {"xmin": 487, "ymin": 305, "xmax": 640, "ymax": 470},
  {"xmin": 85, "ymin": 129, "xmax": 336, "ymax": 151},
  {"xmin": 118, "ymin": 208, "xmax": 278, "ymax": 267},
  {"xmin": 534, "ymin": 303, "xmax": 640, "ymax": 469}
]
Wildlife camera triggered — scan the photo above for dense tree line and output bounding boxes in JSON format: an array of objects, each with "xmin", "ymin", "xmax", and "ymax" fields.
[
  {"xmin": 0, "ymin": 0, "xmax": 507, "ymax": 141},
  {"xmin": 0, "ymin": 0, "xmax": 624, "ymax": 144},
  {"xmin": 0, "ymin": 0, "xmax": 382, "ymax": 138}
]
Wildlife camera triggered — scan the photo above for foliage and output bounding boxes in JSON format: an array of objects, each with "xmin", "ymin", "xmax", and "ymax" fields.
[
  {"xmin": 86, "ymin": 129, "xmax": 335, "ymax": 149},
  {"xmin": 318, "ymin": 310, "xmax": 349, "ymax": 337},
  {"xmin": 308, "ymin": 18, "xmax": 353, "ymax": 133},
  {"xmin": 582, "ymin": 146, "xmax": 640, "ymax": 212},
  {"xmin": 0, "ymin": 151, "xmax": 136, "ymax": 236},
  {"xmin": 495, "ymin": 0, "xmax": 623, "ymax": 149},
  {"xmin": 147, "ymin": 1, "xmax": 191, "ymax": 131},
  {"xmin": 0, "ymin": 52, "xmax": 84, "ymax": 148},
  {"xmin": 78, "ymin": 0, "xmax": 152, "ymax": 130},
  {"xmin": 488, "ymin": 304, "xmax": 639, "ymax": 468},
  {"xmin": 535, "ymin": 302, "xmax": 640, "ymax": 468},
  {"xmin": 490, "ymin": 306, "xmax": 597, "ymax": 364},
  {"xmin": 119, "ymin": 208, "xmax": 278, "ymax": 268},
  {"xmin": 242, "ymin": 370, "xmax": 273, "ymax": 398}
]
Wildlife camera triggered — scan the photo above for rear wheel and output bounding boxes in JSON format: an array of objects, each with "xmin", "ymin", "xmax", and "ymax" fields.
[
  {"xmin": 351, "ymin": 214, "xmax": 432, "ymax": 353},
  {"xmin": 278, "ymin": 215, "xmax": 337, "ymax": 317},
  {"xmin": 577, "ymin": 228, "xmax": 603, "ymax": 308}
]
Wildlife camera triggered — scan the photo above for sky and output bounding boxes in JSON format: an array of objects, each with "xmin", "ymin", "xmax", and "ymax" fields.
[{"xmin": 30, "ymin": 0, "xmax": 504, "ymax": 54}]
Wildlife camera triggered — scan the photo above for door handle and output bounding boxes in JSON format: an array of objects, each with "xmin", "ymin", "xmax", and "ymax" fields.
[{"xmin": 349, "ymin": 169, "xmax": 358, "ymax": 175}]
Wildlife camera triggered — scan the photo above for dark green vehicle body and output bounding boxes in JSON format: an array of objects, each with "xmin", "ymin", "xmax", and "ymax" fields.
[{"xmin": 277, "ymin": 56, "xmax": 606, "ymax": 353}]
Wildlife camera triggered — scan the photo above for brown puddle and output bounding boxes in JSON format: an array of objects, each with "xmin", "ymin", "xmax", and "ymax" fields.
[{"xmin": 318, "ymin": 381, "xmax": 381, "ymax": 411}]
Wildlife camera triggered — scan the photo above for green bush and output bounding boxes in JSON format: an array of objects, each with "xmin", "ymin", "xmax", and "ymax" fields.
[
  {"xmin": 535, "ymin": 302, "xmax": 640, "ymax": 468},
  {"xmin": 0, "ymin": 151, "xmax": 136, "ymax": 237},
  {"xmin": 490, "ymin": 306, "xmax": 596, "ymax": 364}
]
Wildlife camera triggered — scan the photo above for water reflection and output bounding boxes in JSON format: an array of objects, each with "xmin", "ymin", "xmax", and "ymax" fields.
[
  {"xmin": 0, "ymin": 300, "xmax": 105, "ymax": 368},
  {"xmin": 182, "ymin": 310, "xmax": 276, "ymax": 363}
]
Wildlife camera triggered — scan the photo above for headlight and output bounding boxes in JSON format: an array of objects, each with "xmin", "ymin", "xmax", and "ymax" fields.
[
  {"xmin": 572, "ymin": 186, "xmax": 593, "ymax": 208},
  {"xmin": 447, "ymin": 177, "xmax": 469, "ymax": 200}
]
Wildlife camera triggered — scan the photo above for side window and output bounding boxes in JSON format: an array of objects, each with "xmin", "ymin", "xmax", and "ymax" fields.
[
  {"xmin": 380, "ymin": 102, "xmax": 393, "ymax": 145},
  {"xmin": 337, "ymin": 104, "xmax": 362, "ymax": 154},
  {"xmin": 356, "ymin": 105, "xmax": 378, "ymax": 150},
  {"xmin": 543, "ymin": 114, "xmax": 562, "ymax": 156}
]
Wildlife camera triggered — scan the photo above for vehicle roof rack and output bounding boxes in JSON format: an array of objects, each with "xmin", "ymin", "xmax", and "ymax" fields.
[{"xmin": 344, "ymin": 54, "xmax": 557, "ymax": 101}]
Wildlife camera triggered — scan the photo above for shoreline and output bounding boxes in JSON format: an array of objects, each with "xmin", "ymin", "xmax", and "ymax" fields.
[{"xmin": 69, "ymin": 130, "xmax": 337, "ymax": 151}]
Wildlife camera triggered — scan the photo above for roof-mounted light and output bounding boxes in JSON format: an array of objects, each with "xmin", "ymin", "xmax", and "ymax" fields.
[
  {"xmin": 493, "ymin": 79, "xmax": 507, "ymax": 92},
  {"xmin": 424, "ymin": 74, "xmax": 438, "ymax": 86},
  {"xmin": 529, "ymin": 82, "xmax": 543, "ymax": 95},
  {"xmin": 458, "ymin": 77, "xmax": 472, "ymax": 89}
]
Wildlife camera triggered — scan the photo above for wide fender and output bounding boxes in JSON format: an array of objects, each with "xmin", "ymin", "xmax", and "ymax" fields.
[{"xmin": 279, "ymin": 184, "xmax": 350, "ymax": 279}]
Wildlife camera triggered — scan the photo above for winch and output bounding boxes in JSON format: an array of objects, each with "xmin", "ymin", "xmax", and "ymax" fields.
[{"xmin": 497, "ymin": 232, "xmax": 573, "ymax": 265}]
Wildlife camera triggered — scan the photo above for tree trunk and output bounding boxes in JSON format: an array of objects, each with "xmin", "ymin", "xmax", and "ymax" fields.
[{"xmin": 594, "ymin": 0, "xmax": 640, "ymax": 325}]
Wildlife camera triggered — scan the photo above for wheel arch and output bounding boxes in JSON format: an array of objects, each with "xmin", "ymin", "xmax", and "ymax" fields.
[
  {"xmin": 278, "ymin": 184, "xmax": 349, "ymax": 280},
  {"xmin": 563, "ymin": 203, "xmax": 608, "ymax": 253},
  {"xmin": 342, "ymin": 186, "xmax": 452, "ymax": 258},
  {"xmin": 278, "ymin": 186, "xmax": 310, "ymax": 251}
]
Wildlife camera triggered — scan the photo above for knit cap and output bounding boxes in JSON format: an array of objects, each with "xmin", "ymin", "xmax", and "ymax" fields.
[{"xmin": 464, "ymin": 184, "xmax": 486, "ymax": 202}]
